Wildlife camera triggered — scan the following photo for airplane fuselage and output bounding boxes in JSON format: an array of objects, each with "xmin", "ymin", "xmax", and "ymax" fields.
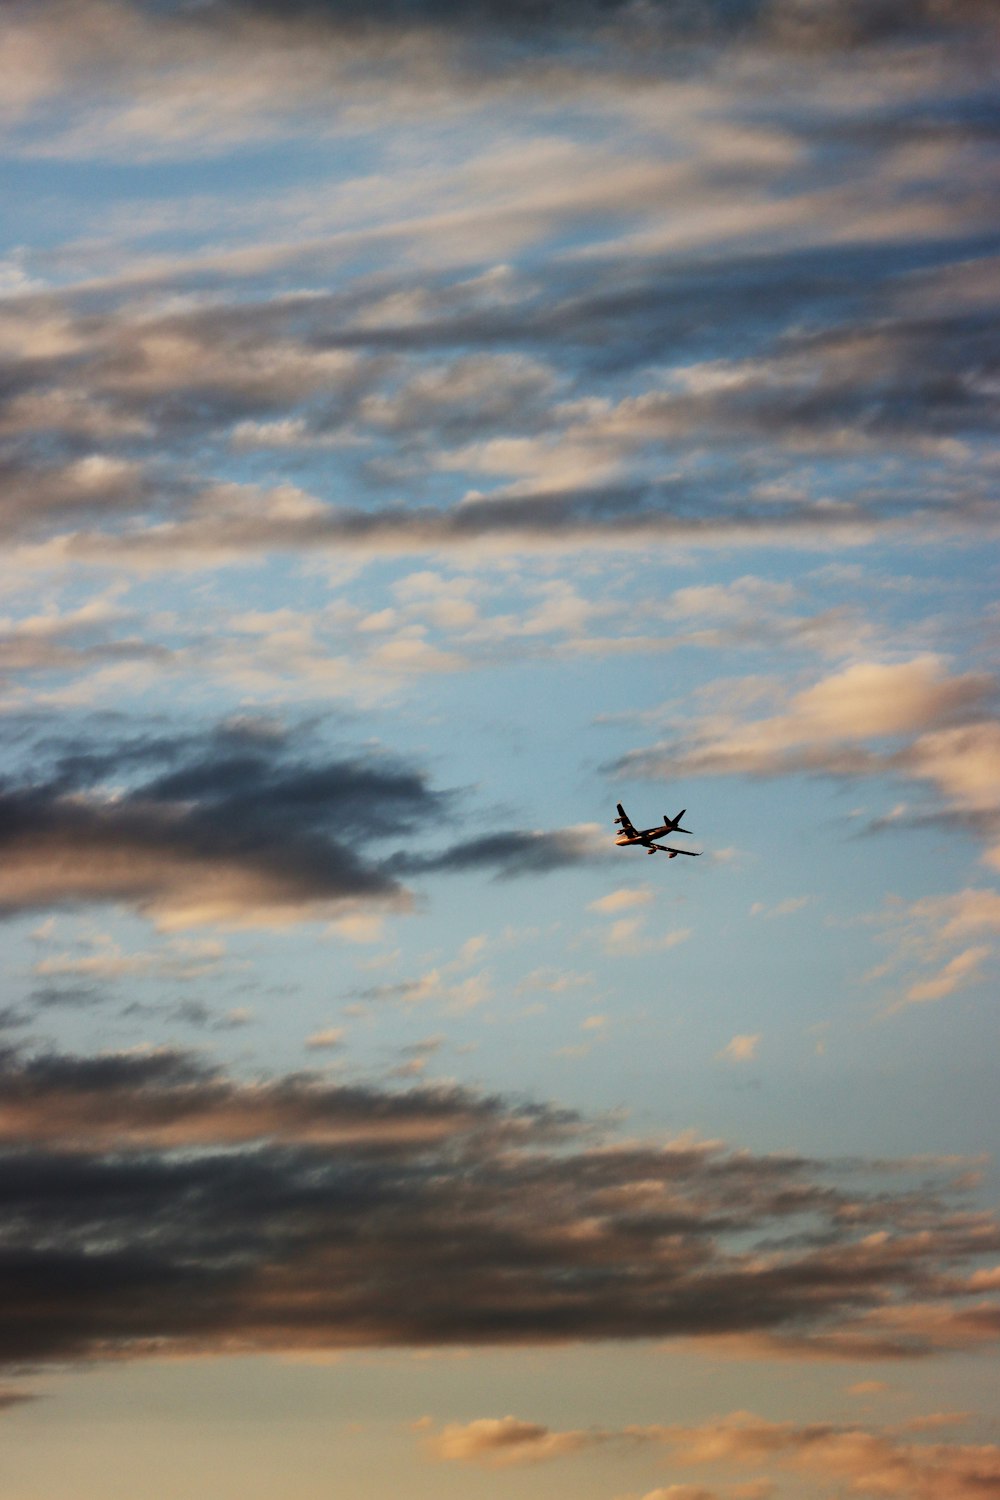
[
  {"xmin": 615, "ymin": 821, "xmax": 683, "ymax": 847},
  {"xmin": 613, "ymin": 803, "xmax": 699, "ymax": 857}
]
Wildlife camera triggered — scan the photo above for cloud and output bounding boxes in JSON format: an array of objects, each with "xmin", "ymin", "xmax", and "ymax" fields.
[
  {"xmin": 717, "ymin": 1034, "xmax": 761, "ymax": 1063},
  {"xmin": 514, "ymin": 966, "xmax": 595, "ymax": 995},
  {"xmin": 7, "ymin": 0, "xmax": 995, "ymax": 161},
  {"xmin": 355, "ymin": 965, "xmax": 493, "ymax": 1013},
  {"xmin": 0, "ymin": 1044, "xmax": 570, "ymax": 1154},
  {"xmin": 698, "ymin": 1298, "xmax": 1000, "ymax": 1364},
  {"xmin": 749, "ymin": 897, "xmax": 810, "ymax": 919},
  {"xmin": 0, "ymin": 717, "xmax": 606, "ymax": 927},
  {"xmin": 587, "ymin": 893, "xmax": 691, "ymax": 956},
  {"xmin": 599, "ymin": 919, "xmax": 692, "ymax": 957},
  {"xmin": 304, "ymin": 1027, "xmax": 345, "ymax": 1050},
  {"xmin": 0, "ymin": 720, "xmax": 437, "ymax": 928},
  {"xmin": 895, "ymin": 888, "xmax": 1000, "ymax": 946},
  {"xmin": 3, "ymin": 227, "xmax": 999, "ymax": 594},
  {"xmin": 0, "ymin": 593, "xmax": 172, "ymax": 699},
  {"xmin": 0, "ymin": 455, "xmax": 153, "ymax": 542},
  {"xmin": 636, "ymin": 1489, "xmax": 723, "ymax": 1500},
  {"xmin": 902, "ymin": 945, "xmax": 991, "ymax": 1005},
  {"xmin": 425, "ymin": 1407, "xmax": 1000, "ymax": 1498},
  {"xmin": 615, "ymin": 658, "xmax": 1000, "ymax": 866},
  {"xmin": 0, "ymin": 1389, "xmax": 38, "ymax": 1413},
  {"xmin": 864, "ymin": 888, "xmax": 999, "ymax": 1012},
  {"xmin": 651, "ymin": 1411, "xmax": 1000, "ymax": 1500},
  {"xmin": 0, "ymin": 1043, "xmax": 995, "ymax": 1368},
  {"xmin": 588, "ymin": 887, "xmax": 655, "ymax": 915},
  {"xmin": 390, "ymin": 823, "xmax": 608, "ymax": 880},
  {"xmin": 426, "ymin": 1415, "xmax": 602, "ymax": 1466},
  {"xmin": 621, "ymin": 658, "xmax": 995, "ymax": 776},
  {"xmin": 32, "ymin": 934, "xmax": 225, "ymax": 983}
]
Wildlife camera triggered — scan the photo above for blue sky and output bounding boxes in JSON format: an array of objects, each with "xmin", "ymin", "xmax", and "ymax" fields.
[{"xmin": 0, "ymin": 2, "xmax": 998, "ymax": 1496}]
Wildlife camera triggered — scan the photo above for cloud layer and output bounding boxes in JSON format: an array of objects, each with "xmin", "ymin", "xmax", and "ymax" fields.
[
  {"xmin": 426, "ymin": 1409, "xmax": 1000, "ymax": 1499},
  {"xmin": 0, "ymin": 1042, "xmax": 996, "ymax": 1367}
]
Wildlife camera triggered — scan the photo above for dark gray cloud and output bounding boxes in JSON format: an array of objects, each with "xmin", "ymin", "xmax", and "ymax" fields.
[
  {"xmin": 31, "ymin": 983, "xmax": 107, "ymax": 1010},
  {"xmin": 392, "ymin": 827, "xmax": 607, "ymax": 880},
  {"xmin": 0, "ymin": 1043, "xmax": 994, "ymax": 1366},
  {"xmin": 0, "ymin": 452, "xmax": 159, "ymax": 542},
  {"xmin": 0, "ymin": 720, "xmax": 440, "ymax": 924},
  {"xmin": 0, "ymin": 1042, "xmax": 572, "ymax": 1149},
  {"xmin": 603, "ymin": 313, "xmax": 1000, "ymax": 446},
  {"xmin": 0, "ymin": 718, "xmax": 609, "ymax": 923}
]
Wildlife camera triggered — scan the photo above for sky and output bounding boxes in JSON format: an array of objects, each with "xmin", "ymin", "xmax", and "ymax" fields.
[{"xmin": 0, "ymin": 1, "xmax": 998, "ymax": 1496}]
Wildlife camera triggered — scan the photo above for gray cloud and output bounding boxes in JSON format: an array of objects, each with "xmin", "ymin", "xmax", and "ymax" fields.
[
  {"xmin": 0, "ymin": 718, "xmax": 613, "ymax": 924},
  {"xmin": 0, "ymin": 1043, "xmax": 995, "ymax": 1367},
  {"xmin": 12, "ymin": 0, "xmax": 998, "ymax": 97},
  {"xmin": 391, "ymin": 826, "xmax": 608, "ymax": 879},
  {"xmin": 0, "ymin": 720, "xmax": 438, "ymax": 925},
  {"xmin": 2, "ymin": 237, "xmax": 997, "ymax": 572}
]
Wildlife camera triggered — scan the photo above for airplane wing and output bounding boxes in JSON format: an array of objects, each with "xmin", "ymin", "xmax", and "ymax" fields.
[
  {"xmin": 653, "ymin": 845, "xmax": 701, "ymax": 856},
  {"xmin": 615, "ymin": 802, "xmax": 638, "ymax": 836}
]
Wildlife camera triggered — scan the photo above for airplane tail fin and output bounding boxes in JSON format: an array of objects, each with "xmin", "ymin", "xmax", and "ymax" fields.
[{"xmin": 667, "ymin": 809, "xmax": 693, "ymax": 834}]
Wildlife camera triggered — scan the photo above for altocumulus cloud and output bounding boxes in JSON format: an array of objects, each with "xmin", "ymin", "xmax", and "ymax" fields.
[
  {"xmin": 5, "ymin": 243, "xmax": 1000, "ymax": 572},
  {"xmin": 0, "ymin": 0, "xmax": 995, "ymax": 618},
  {"xmin": 0, "ymin": 1042, "xmax": 996, "ymax": 1367},
  {"xmin": 8, "ymin": 0, "xmax": 998, "ymax": 133}
]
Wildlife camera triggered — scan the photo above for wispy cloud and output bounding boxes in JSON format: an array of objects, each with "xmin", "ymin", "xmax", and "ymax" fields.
[{"xmin": 864, "ymin": 888, "xmax": 1000, "ymax": 1012}]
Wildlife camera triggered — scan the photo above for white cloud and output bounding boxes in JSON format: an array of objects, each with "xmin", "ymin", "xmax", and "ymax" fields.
[
  {"xmin": 901, "ymin": 946, "xmax": 991, "ymax": 1007},
  {"xmin": 588, "ymin": 886, "xmax": 655, "ymax": 915},
  {"xmin": 620, "ymin": 658, "xmax": 1000, "ymax": 866},
  {"xmin": 749, "ymin": 897, "xmax": 810, "ymax": 920},
  {"xmin": 305, "ymin": 1027, "xmax": 346, "ymax": 1051},
  {"xmin": 600, "ymin": 918, "xmax": 691, "ymax": 958},
  {"xmin": 717, "ymin": 1034, "xmax": 761, "ymax": 1063},
  {"xmin": 33, "ymin": 934, "xmax": 225, "ymax": 981},
  {"xmin": 866, "ymin": 888, "xmax": 1000, "ymax": 1013}
]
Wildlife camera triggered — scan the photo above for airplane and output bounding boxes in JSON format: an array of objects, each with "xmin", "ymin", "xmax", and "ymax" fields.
[{"xmin": 614, "ymin": 802, "xmax": 701, "ymax": 858}]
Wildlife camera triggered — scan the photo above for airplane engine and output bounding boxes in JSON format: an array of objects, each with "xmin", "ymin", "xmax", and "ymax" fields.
[{"xmin": 668, "ymin": 851, "xmax": 678, "ymax": 858}]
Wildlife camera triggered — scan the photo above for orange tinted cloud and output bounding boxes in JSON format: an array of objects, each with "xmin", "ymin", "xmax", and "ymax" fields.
[
  {"xmin": 0, "ymin": 1044, "xmax": 994, "ymax": 1369},
  {"xmin": 426, "ymin": 1416, "xmax": 603, "ymax": 1465}
]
